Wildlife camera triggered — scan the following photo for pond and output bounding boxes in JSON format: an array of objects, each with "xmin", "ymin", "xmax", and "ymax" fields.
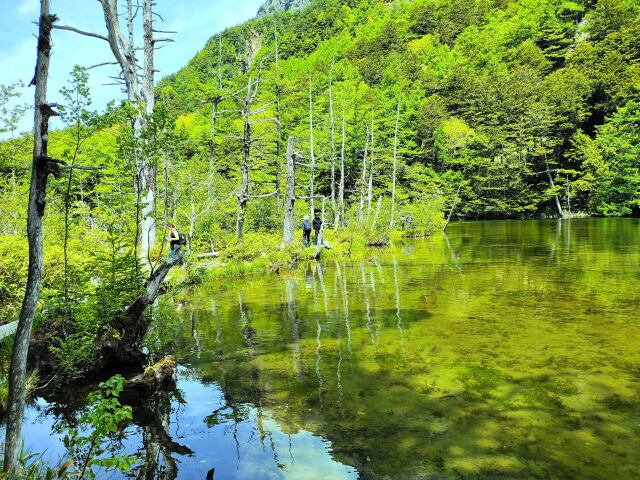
[{"xmin": 11, "ymin": 218, "xmax": 640, "ymax": 479}]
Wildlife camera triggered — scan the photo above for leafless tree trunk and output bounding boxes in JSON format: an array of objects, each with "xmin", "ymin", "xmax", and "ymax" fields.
[
  {"xmin": 390, "ymin": 100, "xmax": 400, "ymax": 228},
  {"xmin": 308, "ymin": 79, "xmax": 316, "ymax": 216},
  {"xmin": 4, "ymin": 1, "xmax": 58, "ymax": 471},
  {"xmin": 358, "ymin": 126, "xmax": 369, "ymax": 225},
  {"xmin": 140, "ymin": 0, "xmax": 157, "ymax": 259},
  {"xmin": 329, "ymin": 62, "xmax": 336, "ymax": 224},
  {"xmin": 273, "ymin": 25, "xmax": 283, "ymax": 209},
  {"xmin": 545, "ymin": 156, "xmax": 563, "ymax": 217},
  {"xmin": 206, "ymin": 36, "xmax": 224, "ymax": 202},
  {"xmin": 91, "ymin": 0, "xmax": 170, "ymax": 260},
  {"xmin": 101, "ymin": 254, "xmax": 183, "ymax": 366},
  {"xmin": 367, "ymin": 115, "xmax": 374, "ymax": 218},
  {"xmin": 335, "ymin": 109, "xmax": 345, "ymax": 230},
  {"xmin": 237, "ymin": 75, "xmax": 258, "ymax": 238},
  {"xmin": 444, "ymin": 181, "xmax": 463, "ymax": 232},
  {"xmin": 209, "ymin": 97, "xmax": 219, "ymax": 197},
  {"xmin": 282, "ymin": 136, "xmax": 296, "ymax": 246}
]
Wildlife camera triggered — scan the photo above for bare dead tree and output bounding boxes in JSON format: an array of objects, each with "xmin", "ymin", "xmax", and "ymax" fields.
[
  {"xmin": 273, "ymin": 24, "xmax": 283, "ymax": 210},
  {"xmin": 328, "ymin": 61, "xmax": 336, "ymax": 224},
  {"xmin": 233, "ymin": 53, "xmax": 277, "ymax": 239},
  {"xmin": 54, "ymin": 0, "xmax": 175, "ymax": 263},
  {"xmin": 367, "ymin": 113, "xmax": 375, "ymax": 218},
  {"xmin": 4, "ymin": 1, "xmax": 58, "ymax": 471},
  {"xmin": 335, "ymin": 108, "xmax": 346, "ymax": 230},
  {"xmin": 390, "ymin": 100, "xmax": 400, "ymax": 228},
  {"xmin": 308, "ymin": 78, "xmax": 316, "ymax": 216},
  {"xmin": 358, "ymin": 125, "xmax": 369, "ymax": 225},
  {"xmin": 282, "ymin": 136, "xmax": 296, "ymax": 246},
  {"xmin": 237, "ymin": 75, "xmax": 258, "ymax": 238},
  {"xmin": 206, "ymin": 34, "xmax": 224, "ymax": 202}
]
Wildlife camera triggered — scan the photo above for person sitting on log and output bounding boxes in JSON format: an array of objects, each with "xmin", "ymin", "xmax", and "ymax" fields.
[{"xmin": 166, "ymin": 223, "xmax": 184, "ymax": 261}]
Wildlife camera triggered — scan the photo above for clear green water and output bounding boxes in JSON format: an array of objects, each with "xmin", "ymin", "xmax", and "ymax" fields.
[{"xmin": 18, "ymin": 218, "xmax": 640, "ymax": 479}]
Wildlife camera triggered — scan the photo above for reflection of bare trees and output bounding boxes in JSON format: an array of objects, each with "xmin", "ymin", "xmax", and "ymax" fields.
[
  {"xmin": 312, "ymin": 266, "xmax": 324, "ymax": 405},
  {"xmin": 128, "ymin": 389, "xmax": 193, "ymax": 480},
  {"xmin": 335, "ymin": 261, "xmax": 352, "ymax": 362},
  {"xmin": 393, "ymin": 257, "xmax": 407, "ymax": 363},
  {"xmin": 286, "ymin": 278, "xmax": 302, "ymax": 376},
  {"xmin": 190, "ymin": 309, "xmax": 201, "ymax": 358},
  {"xmin": 359, "ymin": 260, "xmax": 374, "ymax": 343},
  {"xmin": 333, "ymin": 266, "xmax": 344, "ymax": 415}
]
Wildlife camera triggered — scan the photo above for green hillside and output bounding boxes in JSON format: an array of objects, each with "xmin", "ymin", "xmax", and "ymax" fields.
[{"xmin": 160, "ymin": 0, "xmax": 640, "ymax": 221}]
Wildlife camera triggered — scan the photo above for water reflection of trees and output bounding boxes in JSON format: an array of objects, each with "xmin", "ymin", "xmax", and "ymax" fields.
[
  {"xmin": 130, "ymin": 389, "xmax": 193, "ymax": 480},
  {"xmin": 183, "ymin": 220, "xmax": 640, "ymax": 479}
]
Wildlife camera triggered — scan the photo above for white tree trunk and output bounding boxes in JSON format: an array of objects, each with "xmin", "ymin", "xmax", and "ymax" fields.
[
  {"xmin": 367, "ymin": 117, "xmax": 374, "ymax": 218},
  {"xmin": 237, "ymin": 76, "xmax": 254, "ymax": 239},
  {"xmin": 140, "ymin": 0, "xmax": 156, "ymax": 257},
  {"xmin": 282, "ymin": 136, "xmax": 296, "ymax": 246},
  {"xmin": 545, "ymin": 157, "xmax": 563, "ymax": 217},
  {"xmin": 390, "ymin": 100, "xmax": 400, "ymax": 228},
  {"xmin": 308, "ymin": 79, "xmax": 316, "ymax": 216},
  {"xmin": 329, "ymin": 63, "xmax": 336, "ymax": 224},
  {"xmin": 100, "ymin": 0, "xmax": 157, "ymax": 261},
  {"xmin": 358, "ymin": 126, "xmax": 369, "ymax": 225},
  {"xmin": 335, "ymin": 109, "xmax": 345, "ymax": 230}
]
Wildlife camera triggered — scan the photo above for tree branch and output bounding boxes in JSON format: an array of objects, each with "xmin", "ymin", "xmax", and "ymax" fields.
[
  {"xmin": 53, "ymin": 24, "xmax": 109, "ymax": 42},
  {"xmin": 87, "ymin": 61, "xmax": 119, "ymax": 70}
]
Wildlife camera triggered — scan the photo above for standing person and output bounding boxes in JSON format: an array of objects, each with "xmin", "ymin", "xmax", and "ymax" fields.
[
  {"xmin": 312, "ymin": 211, "xmax": 323, "ymax": 245},
  {"xmin": 302, "ymin": 215, "xmax": 312, "ymax": 246},
  {"xmin": 167, "ymin": 222, "xmax": 182, "ymax": 261},
  {"xmin": 404, "ymin": 213, "xmax": 413, "ymax": 230}
]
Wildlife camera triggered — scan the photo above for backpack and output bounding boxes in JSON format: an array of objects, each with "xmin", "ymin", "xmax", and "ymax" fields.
[{"xmin": 178, "ymin": 232, "xmax": 187, "ymax": 245}]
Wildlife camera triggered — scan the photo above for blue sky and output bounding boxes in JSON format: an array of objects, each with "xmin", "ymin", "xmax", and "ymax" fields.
[{"xmin": 0, "ymin": 0, "xmax": 264, "ymax": 133}]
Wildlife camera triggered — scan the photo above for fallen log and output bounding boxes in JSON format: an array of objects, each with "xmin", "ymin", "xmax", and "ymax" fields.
[
  {"xmin": 99, "ymin": 254, "xmax": 183, "ymax": 367},
  {"xmin": 197, "ymin": 251, "xmax": 219, "ymax": 259},
  {"xmin": 126, "ymin": 355, "xmax": 177, "ymax": 391}
]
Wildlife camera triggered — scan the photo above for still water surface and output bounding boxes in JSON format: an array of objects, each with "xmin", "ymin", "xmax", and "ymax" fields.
[{"xmin": 18, "ymin": 218, "xmax": 640, "ymax": 478}]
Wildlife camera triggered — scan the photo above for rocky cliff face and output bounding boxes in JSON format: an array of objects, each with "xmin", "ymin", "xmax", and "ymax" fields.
[{"xmin": 256, "ymin": 0, "xmax": 314, "ymax": 17}]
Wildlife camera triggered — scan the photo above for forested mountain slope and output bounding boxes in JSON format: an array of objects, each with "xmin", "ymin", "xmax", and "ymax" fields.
[{"xmin": 161, "ymin": 0, "xmax": 640, "ymax": 221}]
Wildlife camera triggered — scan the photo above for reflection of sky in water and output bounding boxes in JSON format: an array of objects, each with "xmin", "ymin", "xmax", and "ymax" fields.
[
  {"xmin": 10, "ymin": 372, "xmax": 357, "ymax": 479},
  {"xmin": 171, "ymin": 375, "xmax": 357, "ymax": 479}
]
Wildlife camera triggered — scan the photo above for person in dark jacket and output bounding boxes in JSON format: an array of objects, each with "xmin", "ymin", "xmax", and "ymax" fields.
[
  {"xmin": 312, "ymin": 212, "xmax": 323, "ymax": 245},
  {"xmin": 302, "ymin": 215, "xmax": 312, "ymax": 246},
  {"xmin": 167, "ymin": 222, "xmax": 181, "ymax": 260}
]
